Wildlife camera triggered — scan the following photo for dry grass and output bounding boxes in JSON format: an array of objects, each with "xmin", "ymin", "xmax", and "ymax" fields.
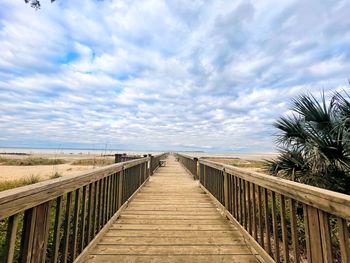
[
  {"xmin": 0, "ymin": 157, "xmax": 65, "ymax": 166},
  {"xmin": 71, "ymin": 158, "xmax": 113, "ymax": 166},
  {"xmin": 208, "ymin": 158, "xmax": 267, "ymax": 170},
  {"xmin": 0, "ymin": 175, "xmax": 41, "ymax": 192}
]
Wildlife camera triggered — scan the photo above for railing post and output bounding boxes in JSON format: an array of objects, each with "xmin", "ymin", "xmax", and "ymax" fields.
[
  {"xmin": 223, "ymin": 169, "xmax": 229, "ymax": 210},
  {"xmin": 118, "ymin": 170, "xmax": 124, "ymax": 209},
  {"xmin": 149, "ymin": 154, "xmax": 154, "ymax": 175},
  {"xmin": 115, "ymin": 154, "xmax": 122, "ymax": 163},
  {"xmin": 193, "ymin": 158, "xmax": 198, "ymax": 180},
  {"xmin": 19, "ymin": 202, "xmax": 51, "ymax": 263}
]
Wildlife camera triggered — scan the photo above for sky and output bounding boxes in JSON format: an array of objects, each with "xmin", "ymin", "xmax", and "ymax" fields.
[{"xmin": 0, "ymin": 0, "xmax": 349, "ymax": 152}]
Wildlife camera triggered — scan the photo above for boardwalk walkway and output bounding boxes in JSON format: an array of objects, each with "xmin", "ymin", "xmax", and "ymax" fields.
[{"xmin": 85, "ymin": 156, "xmax": 260, "ymax": 262}]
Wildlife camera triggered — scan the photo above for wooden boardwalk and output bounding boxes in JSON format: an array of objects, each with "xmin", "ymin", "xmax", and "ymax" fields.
[{"xmin": 85, "ymin": 156, "xmax": 260, "ymax": 262}]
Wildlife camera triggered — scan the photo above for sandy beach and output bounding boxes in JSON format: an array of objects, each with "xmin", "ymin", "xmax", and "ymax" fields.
[{"xmin": 0, "ymin": 151, "xmax": 115, "ymax": 182}]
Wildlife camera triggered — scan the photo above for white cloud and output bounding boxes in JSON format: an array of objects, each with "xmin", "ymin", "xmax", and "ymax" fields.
[{"xmin": 0, "ymin": 0, "xmax": 349, "ymax": 152}]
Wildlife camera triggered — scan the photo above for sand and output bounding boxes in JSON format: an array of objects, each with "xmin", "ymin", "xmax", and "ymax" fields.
[
  {"xmin": 0, "ymin": 164, "xmax": 95, "ymax": 181},
  {"xmin": 0, "ymin": 152, "xmax": 112, "ymax": 182}
]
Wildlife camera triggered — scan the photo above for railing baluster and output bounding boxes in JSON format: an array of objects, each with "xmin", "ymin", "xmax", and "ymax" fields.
[
  {"xmin": 62, "ymin": 192, "xmax": 72, "ymax": 263},
  {"xmin": 92, "ymin": 181, "xmax": 98, "ymax": 238},
  {"xmin": 79, "ymin": 186, "xmax": 87, "ymax": 252},
  {"xmin": 258, "ymin": 186, "xmax": 264, "ymax": 248},
  {"xmin": 337, "ymin": 217, "xmax": 350, "ymax": 263},
  {"xmin": 264, "ymin": 189, "xmax": 272, "ymax": 255},
  {"xmin": 280, "ymin": 194, "xmax": 289, "ymax": 263},
  {"xmin": 0, "ymin": 155, "xmax": 156, "ymax": 263},
  {"xmin": 20, "ymin": 207, "xmax": 36, "ymax": 263},
  {"xmin": 32, "ymin": 201, "xmax": 51, "ymax": 262},
  {"xmin": 252, "ymin": 183, "xmax": 257, "ymax": 241},
  {"xmin": 52, "ymin": 197, "xmax": 62, "ymax": 263},
  {"xmin": 87, "ymin": 184, "xmax": 93, "ymax": 243},
  {"xmin": 290, "ymin": 199, "xmax": 299, "ymax": 263},
  {"xmin": 319, "ymin": 210, "xmax": 332, "ymax": 262},
  {"xmin": 4, "ymin": 214, "xmax": 19, "ymax": 263},
  {"xmin": 72, "ymin": 189, "xmax": 80, "ymax": 260},
  {"xmin": 98, "ymin": 179, "xmax": 103, "ymax": 231},
  {"xmin": 247, "ymin": 182, "xmax": 252, "ymax": 235},
  {"xmin": 271, "ymin": 191, "xmax": 280, "ymax": 262}
]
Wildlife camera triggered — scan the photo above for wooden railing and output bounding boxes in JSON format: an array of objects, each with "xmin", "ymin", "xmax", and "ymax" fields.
[
  {"xmin": 150, "ymin": 153, "xmax": 168, "ymax": 175},
  {"xmin": 0, "ymin": 154, "xmax": 165, "ymax": 263},
  {"xmin": 176, "ymin": 153, "xmax": 350, "ymax": 263},
  {"xmin": 174, "ymin": 153, "xmax": 198, "ymax": 179}
]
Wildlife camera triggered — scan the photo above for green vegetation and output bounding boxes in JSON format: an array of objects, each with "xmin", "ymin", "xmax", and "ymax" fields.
[
  {"xmin": 0, "ymin": 175, "xmax": 40, "ymax": 192},
  {"xmin": 266, "ymin": 92, "xmax": 350, "ymax": 195},
  {"xmin": 71, "ymin": 158, "xmax": 113, "ymax": 166},
  {"xmin": 210, "ymin": 158, "xmax": 266, "ymax": 169},
  {"xmin": 0, "ymin": 157, "xmax": 65, "ymax": 166},
  {"xmin": 49, "ymin": 172, "xmax": 62, "ymax": 179}
]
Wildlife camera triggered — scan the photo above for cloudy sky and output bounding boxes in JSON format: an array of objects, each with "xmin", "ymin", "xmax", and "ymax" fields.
[{"xmin": 0, "ymin": 0, "xmax": 349, "ymax": 152}]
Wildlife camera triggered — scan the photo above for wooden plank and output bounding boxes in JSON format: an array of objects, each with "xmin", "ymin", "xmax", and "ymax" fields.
[
  {"xmin": 319, "ymin": 210, "xmax": 332, "ymax": 263},
  {"xmin": 0, "ymin": 164, "xmax": 123, "ymax": 220},
  {"xmin": 62, "ymin": 192, "xmax": 72, "ymax": 263},
  {"xmin": 306, "ymin": 206, "xmax": 323, "ymax": 263},
  {"xmin": 104, "ymin": 230, "xmax": 239, "ymax": 237},
  {"xmin": 72, "ymin": 189, "xmax": 81, "ymax": 260},
  {"xmin": 290, "ymin": 199, "xmax": 300, "ymax": 263},
  {"xmin": 87, "ymin": 183, "xmax": 93, "ymax": 243},
  {"xmin": 338, "ymin": 217, "xmax": 350, "ymax": 263},
  {"xmin": 31, "ymin": 201, "xmax": 51, "ymax": 262},
  {"xmin": 199, "ymin": 159, "xmax": 350, "ymax": 221},
  {"xmin": 199, "ymin": 184, "xmax": 275, "ymax": 263},
  {"xmin": 19, "ymin": 207, "xmax": 36, "ymax": 263},
  {"xmin": 86, "ymin": 255, "xmax": 258, "ymax": 263},
  {"xmin": 280, "ymin": 194, "xmax": 289, "ymax": 263},
  {"xmin": 247, "ymin": 181, "xmax": 252, "ymax": 235},
  {"xmin": 264, "ymin": 189, "xmax": 271, "ymax": 255},
  {"xmin": 257, "ymin": 186, "xmax": 264, "ymax": 248},
  {"xmin": 252, "ymin": 183, "xmax": 257, "ymax": 241},
  {"xmin": 98, "ymin": 236, "xmax": 245, "ymax": 245},
  {"xmin": 223, "ymin": 171, "xmax": 229, "ymax": 210},
  {"xmin": 4, "ymin": 214, "xmax": 19, "ymax": 263},
  {"xmin": 90, "ymin": 244, "xmax": 253, "ymax": 254},
  {"xmin": 74, "ymin": 173, "xmax": 150, "ymax": 263},
  {"xmin": 115, "ymin": 219, "xmax": 227, "ymax": 225},
  {"xmin": 109, "ymin": 224, "xmax": 235, "ymax": 230},
  {"xmin": 271, "ymin": 191, "xmax": 280, "ymax": 262},
  {"xmin": 80, "ymin": 186, "xmax": 87, "ymax": 252},
  {"xmin": 52, "ymin": 197, "xmax": 62, "ymax": 263},
  {"xmin": 82, "ymin": 155, "xmax": 259, "ymax": 263}
]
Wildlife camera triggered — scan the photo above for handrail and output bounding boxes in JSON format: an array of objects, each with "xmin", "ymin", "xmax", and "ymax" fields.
[
  {"xmin": 174, "ymin": 153, "xmax": 198, "ymax": 179},
  {"xmin": 0, "ymin": 154, "xmax": 165, "ymax": 263},
  {"xmin": 200, "ymin": 159, "xmax": 350, "ymax": 220},
  {"xmin": 198, "ymin": 158, "xmax": 350, "ymax": 263},
  {"xmin": 150, "ymin": 153, "xmax": 168, "ymax": 175}
]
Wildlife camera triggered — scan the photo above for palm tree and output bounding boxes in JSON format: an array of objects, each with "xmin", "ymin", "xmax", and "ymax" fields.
[{"xmin": 266, "ymin": 92, "xmax": 350, "ymax": 194}]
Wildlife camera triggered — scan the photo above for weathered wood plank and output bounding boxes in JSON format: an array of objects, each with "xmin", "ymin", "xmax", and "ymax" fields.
[
  {"xmin": 85, "ymin": 156, "xmax": 258, "ymax": 263},
  {"xmin": 86, "ymin": 255, "xmax": 258, "ymax": 263},
  {"xmin": 199, "ymin": 159, "xmax": 350, "ymax": 221}
]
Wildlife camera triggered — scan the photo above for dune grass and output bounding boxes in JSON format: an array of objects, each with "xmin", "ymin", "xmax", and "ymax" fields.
[
  {"xmin": 0, "ymin": 175, "xmax": 41, "ymax": 192},
  {"xmin": 0, "ymin": 157, "xmax": 65, "ymax": 166},
  {"xmin": 209, "ymin": 158, "xmax": 266, "ymax": 169},
  {"xmin": 71, "ymin": 158, "xmax": 113, "ymax": 166}
]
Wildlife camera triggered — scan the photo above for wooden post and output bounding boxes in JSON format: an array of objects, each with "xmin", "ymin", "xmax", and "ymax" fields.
[
  {"xmin": 223, "ymin": 169, "xmax": 229, "ymax": 210},
  {"xmin": 19, "ymin": 202, "xmax": 51, "ymax": 263},
  {"xmin": 303, "ymin": 205, "xmax": 324, "ymax": 263},
  {"xmin": 118, "ymin": 170, "xmax": 124, "ymax": 209},
  {"xmin": 193, "ymin": 158, "xmax": 198, "ymax": 180},
  {"xmin": 149, "ymin": 155, "xmax": 154, "ymax": 175},
  {"xmin": 114, "ymin": 154, "xmax": 122, "ymax": 163}
]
